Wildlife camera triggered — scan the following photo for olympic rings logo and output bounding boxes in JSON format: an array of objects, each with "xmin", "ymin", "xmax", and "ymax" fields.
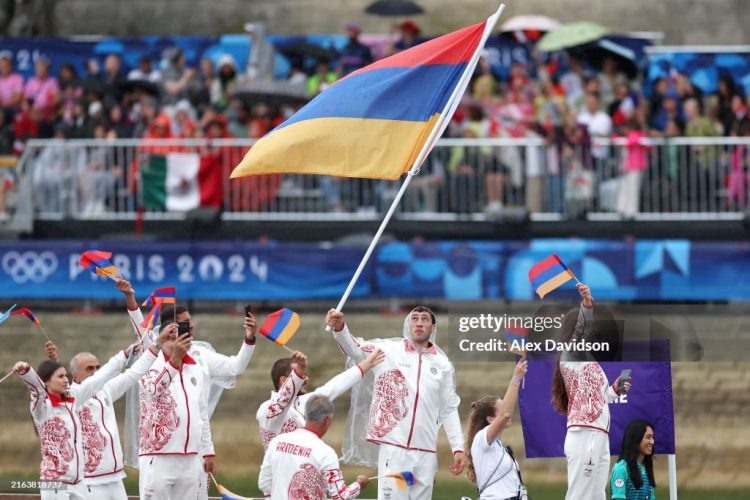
[{"xmin": 1, "ymin": 251, "xmax": 58, "ymax": 284}]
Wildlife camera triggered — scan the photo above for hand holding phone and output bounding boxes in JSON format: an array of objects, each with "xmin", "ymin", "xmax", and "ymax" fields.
[
  {"xmin": 178, "ymin": 321, "xmax": 191, "ymax": 336},
  {"xmin": 617, "ymin": 369, "xmax": 631, "ymax": 393},
  {"xmin": 244, "ymin": 304, "xmax": 253, "ymax": 317}
]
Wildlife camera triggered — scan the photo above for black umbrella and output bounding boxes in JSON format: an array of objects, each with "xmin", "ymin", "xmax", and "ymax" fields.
[
  {"xmin": 232, "ymin": 80, "xmax": 309, "ymax": 107},
  {"xmin": 570, "ymin": 39, "xmax": 639, "ymax": 79},
  {"xmin": 278, "ymin": 43, "xmax": 336, "ymax": 61},
  {"xmin": 365, "ymin": 0, "xmax": 424, "ymax": 16}
]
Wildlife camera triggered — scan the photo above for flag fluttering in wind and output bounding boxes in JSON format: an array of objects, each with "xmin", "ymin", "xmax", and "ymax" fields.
[
  {"xmin": 259, "ymin": 308, "xmax": 300, "ymax": 348},
  {"xmin": 528, "ymin": 253, "xmax": 576, "ymax": 298},
  {"xmin": 231, "ymin": 12, "xmax": 499, "ymax": 181},
  {"xmin": 11, "ymin": 307, "xmax": 41, "ymax": 326},
  {"xmin": 79, "ymin": 250, "xmax": 118, "ymax": 278},
  {"xmin": 142, "ymin": 286, "xmax": 177, "ymax": 307},
  {"xmin": 0, "ymin": 304, "xmax": 17, "ymax": 325},
  {"xmin": 141, "ymin": 303, "xmax": 162, "ymax": 330},
  {"xmin": 385, "ymin": 471, "xmax": 418, "ymax": 490}
]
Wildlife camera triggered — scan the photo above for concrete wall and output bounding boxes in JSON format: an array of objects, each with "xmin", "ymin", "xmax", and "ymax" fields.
[{"xmin": 52, "ymin": 0, "xmax": 750, "ymax": 45}]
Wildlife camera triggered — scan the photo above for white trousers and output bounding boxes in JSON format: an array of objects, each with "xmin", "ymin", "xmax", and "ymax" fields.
[
  {"xmin": 138, "ymin": 454, "xmax": 200, "ymax": 500},
  {"xmin": 564, "ymin": 429, "xmax": 610, "ymax": 500},
  {"xmin": 616, "ymin": 170, "xmax": 642, "ymax": 218},
  {"xmin": 196, "ymin": 467, "xmax": 209, "ymax": 500},
  {"xmin": 40, "ymin": 481, "xmax": 90, "ymax": 500},
  {"xmin": 84, "ymin": 480, "xmax": 127, "ymax": 500},
  {"xmin": 377, "ymin": 444, "xmax": 437, "ymax": 500}
]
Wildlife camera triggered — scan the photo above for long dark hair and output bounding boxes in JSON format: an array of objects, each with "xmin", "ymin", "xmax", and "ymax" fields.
[
  {"xmin": 618, "ymin": 419, "xmax": 656, "ymax": 489},
  {"xmin": 37, "ymin": 360, "xmax": 64, "ymax": 383},
  {"xmin": 551, "ymin": 303, "xmax": 621, "ymax": 415},
  {"xmin": 465, "ymin": 396, "xmax": 498, "ymax": 483}
]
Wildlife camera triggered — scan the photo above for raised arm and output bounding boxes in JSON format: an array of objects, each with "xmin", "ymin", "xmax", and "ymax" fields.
[
  {"xmin": 71, "ymin": 349, "xmax": 128, "ymax": 405},
  {"xmin": 118, "ymin": 278, "xmax": 149, "ymax": 346},
  {"xmin": 326, "ymin": 309, "xmax": 373, "ymax": 363},
  {"xmin": 104, "ymin": 326, "xmax": 174, "ymax": 402},
  {"xmin": 311, "ymin": 348, "xmax": 385, "ymax": 401},
  {"xmin": 14, "ymin": 362, "xmax": 48, "ymax": 421},
  {"xmin": 572, "ymin": 283, "xmax": 594, "ymax": 342},
  {"xmin": 259, "ymin": 352, "xmax": 307, "ymax": 426},
  {"xmin": 486, "ymin": 358, "xmax": 528, "ymax": 444}
]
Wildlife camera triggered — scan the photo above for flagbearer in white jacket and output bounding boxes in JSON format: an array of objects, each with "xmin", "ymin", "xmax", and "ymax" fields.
[
  {"xmin": 326, "ymin": 306, "xmax": 465, "ymax": 500},
  {"xmin": 13, "ymin": 340, "xmax": 164, "ymax": 500},
  {"xmin": 257, "ymin": 348, "xmax": 385, "ymax": 450},
  {"xmin": 43, "ymin": 326, "xmax": 174, "ymax": 500}
]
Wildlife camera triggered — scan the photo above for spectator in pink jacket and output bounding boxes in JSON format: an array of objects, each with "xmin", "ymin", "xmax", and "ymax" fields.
[{"xmin": 617, "ymin": 116, "xmax": 651, "ymax": 219}]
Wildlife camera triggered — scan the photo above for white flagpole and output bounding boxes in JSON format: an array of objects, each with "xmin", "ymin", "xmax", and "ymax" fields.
[
  {"xmin": 668, "ymin": 454, "xmax": 677, "ymax": 500},
  {"xmin": 328, "ymin": 4, "xmax": 506, "ymax": 322}
]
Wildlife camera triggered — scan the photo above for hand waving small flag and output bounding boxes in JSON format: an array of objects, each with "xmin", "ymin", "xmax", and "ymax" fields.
[
  {"xmin": 385, "ymin": 471, "xmax": 418, "ymax": 490},
  {"xmin": 259, "ymin": 308, "xmax": 299, "ymax": 350},
  {"xmin": 79, "ymin": 250, "xmax": 118, "ymax": 279},
  {"xmin": 528, "ymin": 253, "xmax": 576, "ymax": 298}
]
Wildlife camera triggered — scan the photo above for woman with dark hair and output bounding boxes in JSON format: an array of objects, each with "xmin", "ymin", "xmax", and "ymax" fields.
[
  {"xmin": 551, "ymin": 282, "xmax": 632, "ymax": 500},
  {"xmin": 610, "ymin": 420, "xmax": 656, "ymax": 499},
  {"xmin": 465, "ymin": 358, "xmax": 528, "ymax": 499},
  {"xmin": 12, "ymin": 341, "xmax": 159, "ymax": 499}
]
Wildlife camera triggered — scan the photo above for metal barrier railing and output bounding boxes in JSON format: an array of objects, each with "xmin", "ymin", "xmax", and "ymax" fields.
[{"xmin": 16, "ymin": 137, "xmax": 750, "ymax": 222}]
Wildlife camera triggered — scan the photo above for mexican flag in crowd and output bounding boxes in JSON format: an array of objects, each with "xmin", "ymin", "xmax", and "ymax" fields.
[{"xmin": 141, "ymin": 153, "xmax": 224, "ymax": 211}]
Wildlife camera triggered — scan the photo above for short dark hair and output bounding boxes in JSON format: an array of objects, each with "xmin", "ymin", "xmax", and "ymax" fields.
[
  {"xmin": 37, "ymin": 360, "xmax": 64, "ymax": 383},
  {"xmin": 160, "ymin": 305, "xmax": 189, "ymax": 330},
  {"xmin": 271, "ymin": 358, "xmax": 294, "ymax": 391},
  {"xmin": 411, "ymin": 306, "xmax": 436, "ymax": 325}
]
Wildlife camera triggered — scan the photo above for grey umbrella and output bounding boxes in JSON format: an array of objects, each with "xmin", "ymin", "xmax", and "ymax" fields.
[{"xmin": 365, "ymin": 0, "xmax": 424, "ymax": 16}]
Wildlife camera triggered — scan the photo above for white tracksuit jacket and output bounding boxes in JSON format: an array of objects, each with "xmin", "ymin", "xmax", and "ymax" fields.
[
  {"xmin": 75, "ymin": 348, "xmax": 159, "ymax": 485},
  {"xmin": 256, "ymin": 365, "xmax": 364, "ymax": 450},
  {"xmin": 259, "ymin": 428, "xmax": 361, "ymax": 499},
  {"xmin": 560, "ymin": 304, "xmax": 622, "ymax": 432},
  {"xmin": 137, "ymin": 351, "xmax": 214, "ymax": 458},
  {"xmin": 19, "ymin": 349, "xmax": 157, "ymax": 485},
  {"xmin": 332, "ymin": 326, "xmax": 464, "ymax": 454}
]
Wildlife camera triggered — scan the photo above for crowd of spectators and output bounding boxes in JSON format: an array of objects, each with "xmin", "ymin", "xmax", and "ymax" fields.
[{"xmin": 1, "ymin": 20, "xmax": 748, "ymax": 220}]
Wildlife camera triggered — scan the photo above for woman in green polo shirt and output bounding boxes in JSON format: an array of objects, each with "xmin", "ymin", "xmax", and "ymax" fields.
[{"xmin": 610, "ymin": 419, "xmax": 656, "ymax": 500}]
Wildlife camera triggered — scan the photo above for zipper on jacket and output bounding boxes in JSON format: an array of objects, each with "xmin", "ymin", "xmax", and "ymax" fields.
[
  {"xmin": 64, "ymin": 404, "xmax": 80, "ymax": 483},
  {"xmin": 95, "ymin": 397, "xmax": 118, "ymax": 473},
  {"xmin": 179, "ymin": 370, "xmax": 191, "ymax": 453},
  {"xmin": 406, "ymin": 353, "xmax": 423, "ymax": 447}
]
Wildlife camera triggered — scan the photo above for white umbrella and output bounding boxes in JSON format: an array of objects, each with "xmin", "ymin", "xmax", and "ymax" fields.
[{"xmin": 500, "ymin": 15, "xmax": 560, "ymax": 33}]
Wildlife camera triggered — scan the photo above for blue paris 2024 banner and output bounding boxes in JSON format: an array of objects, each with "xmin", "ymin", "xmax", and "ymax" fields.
[
  {"xmin": 518, "ymin": 360, "xmax": 676, "ymax": 458},
  {"xmin": 0, "ymin": 239, "xmax": 749, "ymax": 301}
]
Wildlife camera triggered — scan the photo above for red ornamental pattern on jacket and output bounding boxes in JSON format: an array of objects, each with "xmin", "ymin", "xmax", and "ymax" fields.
[
  {"xmin": 38, "ymin": 416, "xmax": 75, "ymax": 480},
  {"xmin": 288, "ymin": 463, "xmax": 325, "ymax": 500},
  {"xmin": 369, "ymin": 369, "xmax": 409, "ymax": 438},
  {"xmin": 261, "ymin": 416, "xmax": 300, "ymax": 449},
  {"xmin": 79, "ymin": 405, "xmax": 107, "ymax": 473},
  {"xmin": 267, "ymin": 381, "xmax": 296, "ymax": 418},
  {"xmin": 562, "ymin": 363, "xmax": 606, "ymax": 424},
  {"xmin": 139, "ymin": 369, "xmax": 180, "ymax": 453}
]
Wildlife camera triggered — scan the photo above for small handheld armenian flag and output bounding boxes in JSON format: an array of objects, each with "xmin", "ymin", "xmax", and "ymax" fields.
[
  {"xmin": 11, "ymin": 307, "xmax": 51, "ymax": 340},
  {"xmin": 385, "ymin": 471, "xmax": 418, "ymax": 490},
  {"xmin": 79, "ymin": 250, "xmax": 118, "ymax": 280},
  {"xmin": 528, "ymin": 253, "xmax": 577, "ymax": 299},
  {"xmin": 142, "ymin": 286, "xmax": 176, "ymax": 307},
  {"xmin": 141, "ymin": 303, "xmax": 162, "ymax": 331},
  {"xmin": 259, "ymin": 308, "xmax": 299, "ymax": 352}
]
